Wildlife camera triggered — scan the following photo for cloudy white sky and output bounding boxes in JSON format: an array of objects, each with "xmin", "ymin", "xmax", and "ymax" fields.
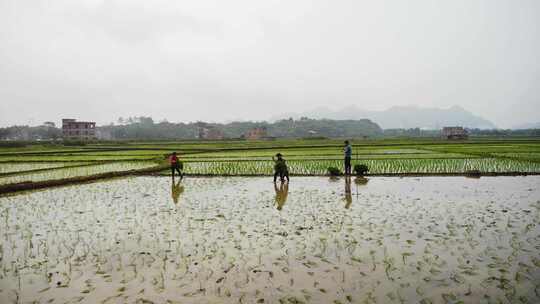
[{"xmin": 0, "ymin": 0, "xmax": 538, "ymax": 128}]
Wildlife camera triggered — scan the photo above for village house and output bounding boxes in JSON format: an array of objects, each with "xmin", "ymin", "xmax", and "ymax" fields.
[
  {"xmin": 244, "ymin": 127, "xmax": 268, "ymax": 140},
  {"xmin": 62, "ymin": 119, "xmax": 97, "ymax": 141},
  {"xmin": 198, "ymin": 127, "xmax": 224, "ymax": 140},
  {"xmin": 442, "ymin": 126, "xmax": 468, "ymax": 140}
]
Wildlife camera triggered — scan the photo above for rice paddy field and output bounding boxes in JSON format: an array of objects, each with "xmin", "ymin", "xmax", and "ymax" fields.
[
  {"xmin": 0, "ymin": 138, "xmax": 539, "ymax": 303},
  {"xmin": 0, "ymin": 161, "xmax": 157, "ymax": 186},
  {"xmin": 0, "ymin": 176, "xmax": 539, "ymax": 303},
  {"xmin": 0, "ymin": 138, "xmax": 539, "ymax": 187}
]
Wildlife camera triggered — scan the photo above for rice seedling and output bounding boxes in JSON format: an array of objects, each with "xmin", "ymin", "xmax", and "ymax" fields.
[
  {"xmin": 0, "ymin": 161, "xmax": 158, "ymax": 185},
  {"xmin": 3, "ymin": 140, "xmax": 539, "ymax": 180},
  {"xmin": 0, "ymin": 162, "xmax": 82, "ymax": 174},
  {"xmin": 174, "ymin": 158, "xmax": 540, "ymax": 175}
]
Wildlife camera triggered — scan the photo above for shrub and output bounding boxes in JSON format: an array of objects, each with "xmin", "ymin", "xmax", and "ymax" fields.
[
  {"xmin": 354, "ymin": 164, "xmax": 369, "ymax": 176},
  {"xmin": 327, "ymin": 167, "xmax": 341, "ymax": 176}
]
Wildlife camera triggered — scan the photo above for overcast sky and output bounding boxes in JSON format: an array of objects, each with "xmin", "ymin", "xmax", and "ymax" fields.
[{"xmin": 1, "ymin": 0, "xmax": 538, "ymax": 128}]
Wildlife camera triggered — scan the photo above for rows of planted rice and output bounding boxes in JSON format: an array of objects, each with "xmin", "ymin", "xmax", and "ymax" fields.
[
  {"xmin": 60, "ymin": 150, "xmax": 173, "ymax": 156},
  {"xmin": 0, "ymin": 161, "xmax": 158, "ymax": 185},
  {"xmin": 178, "ymin": 158, "xmax": 540, "ymax": 175},
  {"xmin": 0, "ymin": 162, "xmax": 90, "ymax": 174},
  {"xmin": 355, "ymin": 158, "xmax": 540, "ymax": 174},
  {"xmin": 183, "ymin": 147, "xmax": 432, "ymax": 158},
  {"xmin": 0, "ymin": 154, "xmax": 159, "ymax": 162},
  {"xmin": 424, "ymin": 144, "xmax": 540, "ymax": 154},
  {"xmin": 182, "ymin": 153, "xmax": 475, "ymax": 161},
  {"xmin": 2, "ymin": 141, "xmax": 540, "ymax": 180},
  {"xmin": 492, "ymin": 152, "xmax": 540, "ymax": 162}
]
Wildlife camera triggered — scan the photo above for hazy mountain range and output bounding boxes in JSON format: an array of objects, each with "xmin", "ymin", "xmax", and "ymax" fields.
[
  {"xmin": 512, "ymin": 122, "xmax": 540, "ymax": 130},
  {"xmin": 274, "ymin": 105, "xmax": 497, "ymax": 129}
]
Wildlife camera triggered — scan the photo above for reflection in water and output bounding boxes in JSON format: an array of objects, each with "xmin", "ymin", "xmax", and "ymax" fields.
[
  {"xmin": 274, "ymin": 181, "xmax": 289, "ymax": 211},
  {"xmin": 328, "ymin": 176, "xmax": 340, "ymax": 183},
  {"xmin": 344, "ymin": 176, "xmax": 352, "ymax": 209},
  {"xmin": 354, "ymin": 176, "xmax": 369, "ymax": 186},
  {"xmin": 341, "ymin": 176, "xmax": 369, "ymax": 209},
  {"xmin": 171, "ymin": 180, "xmax": 184, "ymax": 204}
]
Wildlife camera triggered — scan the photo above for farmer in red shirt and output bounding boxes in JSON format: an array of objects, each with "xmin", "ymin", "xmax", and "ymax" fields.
[{"xmin": 169, "ymin": 152, "xmax": 183, "ymax": 180}]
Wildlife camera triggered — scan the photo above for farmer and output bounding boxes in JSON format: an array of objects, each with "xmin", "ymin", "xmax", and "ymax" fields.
[
  {"xmin": 272, "ymin": 153, "xmax": 290, "ymax": 183},
  {"xmin": 169, "ymin": 152, "xmax": 183, "ymax": 180},
  {"xmin": 343, "ymin": 140, "xmax": 352, "ymax": 175}
]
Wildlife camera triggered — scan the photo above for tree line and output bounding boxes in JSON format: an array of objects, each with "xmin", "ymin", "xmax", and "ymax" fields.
[
  {"xmin": 99, "ymin": 117, "xmax": 383, "ymax": 140},
  {"xmin": 1, "ymin": 117, "xmax": 539, "ymax": 141}
]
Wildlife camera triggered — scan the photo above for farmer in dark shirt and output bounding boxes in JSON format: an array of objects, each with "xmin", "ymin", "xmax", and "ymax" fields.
[
  {"xmin": 344, "ymin": 140, "xmax": 352, "ymax": 175},
  {"xmin": 169, "ymin": 152, "xmax": 183, "ymax": 180},
  {"xmin": 272, "ymin": 153, "xmax": 290, "ymax": 183}
]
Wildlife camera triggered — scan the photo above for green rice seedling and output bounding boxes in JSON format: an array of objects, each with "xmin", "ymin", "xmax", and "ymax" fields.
[
  {"xmin": 0, "ymin": 162, "xmax": 82, "ymax": 174},
  {"xmin": 177, "ymin": 158, "xmax": 540, "ymax": 175},
  {"xmin": 353, "ymin": 164, "xmax": 369, "ymax": 176},
  {"xmin": 0, "ymin": 161, "xmax": 158, "ymax": 185},
  {"xmin": 327, "ymin": 167, "xmax": 341, "ymax": 176}
]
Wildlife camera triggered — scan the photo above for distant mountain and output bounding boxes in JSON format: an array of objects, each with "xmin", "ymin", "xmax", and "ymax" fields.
[
  {"xmin": 512, "ymin": 122, "xmax": 540, "ymax": 130},
  {"xmin": 275, "ymin": 105, "xmax": 497, "ymax": 129}
]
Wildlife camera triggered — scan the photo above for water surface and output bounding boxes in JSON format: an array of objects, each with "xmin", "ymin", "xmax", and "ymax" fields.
[{"xmin": 1, "ymin": 176, "xmax": 539, "ymax": 303}]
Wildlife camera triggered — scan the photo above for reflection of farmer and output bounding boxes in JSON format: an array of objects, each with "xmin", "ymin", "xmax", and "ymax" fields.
[
  {"xmin": 169, "ymin": 152, "xmax": 183, "ymax": 181},
  {"xmin": 344, "ymin": 176, "xmax": 352, "ymax": 209},
  {"xmin": 171, "ymin": 180, "xmax": 184, "ymax": 204},
  {"xmin": 274, "ymin": 182, "xmax": 289, "ymax": 211},
  {"xmin": 354, "ymin": 176, "xmax": 369, "ymax": 186},
  {"xmin": 272, "ymin": 153, "xmax": 290, "ymax": 183},
  {"xmin": 343, "ymin": 140, "xmax": 352, "ymax": 175}
]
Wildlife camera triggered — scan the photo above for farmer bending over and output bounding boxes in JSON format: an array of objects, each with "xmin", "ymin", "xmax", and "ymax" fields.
[
  {"xmin": 169, "ymin": 152, "xmax": 183, "ymax": 180},
  {"xmin": 272, "ymin": 153, "xmax": 290, "ymax": 183}
]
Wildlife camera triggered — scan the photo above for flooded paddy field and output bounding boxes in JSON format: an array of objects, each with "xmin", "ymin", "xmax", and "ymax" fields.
[{"xmin": 0, "ymin": 176, "xmax": 539, "ymax": 304}]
